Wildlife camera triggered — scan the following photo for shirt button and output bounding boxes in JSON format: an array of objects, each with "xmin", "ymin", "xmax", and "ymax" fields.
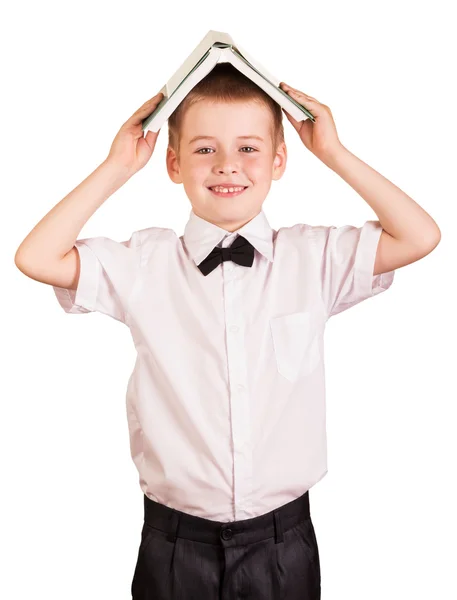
[
  {"xmin": 237, "ymin": 384, "xmax": 245, "ymax": 392},
  {"xmin": 221, "ymin": 528, "xmax": 233, "ymax": 540},
  {"xmin": 229, "ymin": 325, "xmax": 239, "ymax": 333}
]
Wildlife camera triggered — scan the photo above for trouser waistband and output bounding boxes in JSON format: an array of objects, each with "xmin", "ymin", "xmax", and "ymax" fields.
[{"xmin": 142, "ymin": 491, "xmax": 311, "ymax": 547}]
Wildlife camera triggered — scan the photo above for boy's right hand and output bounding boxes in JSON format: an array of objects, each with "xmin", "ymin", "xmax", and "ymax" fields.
[{"xmin": 106, "ymin": 92, "xmax": 164, "ymax": 176}]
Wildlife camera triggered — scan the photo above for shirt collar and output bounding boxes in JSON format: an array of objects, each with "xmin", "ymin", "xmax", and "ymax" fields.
[{"xmin": 183, "ymin": 208, "xmax": 274, "ymax": 267}]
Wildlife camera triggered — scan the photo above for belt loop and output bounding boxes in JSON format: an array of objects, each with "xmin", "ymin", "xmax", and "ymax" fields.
[
  {"xmin": 167, "ymin": 509, "xmax": 180, "ymax": 543},
  {"xmin": 273, "ymin": 509, "xmax": 283, "ymax": 544}
]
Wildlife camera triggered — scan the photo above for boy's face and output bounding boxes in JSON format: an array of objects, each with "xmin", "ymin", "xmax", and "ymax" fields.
[{"xmin": 166, "ymin": 99, "xmax": 287, "ymax": 232}]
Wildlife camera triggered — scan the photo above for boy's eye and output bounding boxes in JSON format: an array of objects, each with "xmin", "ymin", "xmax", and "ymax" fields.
[{"xmin": 196, "ymin": 147, "xmax": 257, "ymax": 154}]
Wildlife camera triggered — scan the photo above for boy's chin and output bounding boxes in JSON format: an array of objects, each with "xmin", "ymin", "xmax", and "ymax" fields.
[{"xmin": 193, "ymin": 201, "xmax": 261, "ymax": 218}]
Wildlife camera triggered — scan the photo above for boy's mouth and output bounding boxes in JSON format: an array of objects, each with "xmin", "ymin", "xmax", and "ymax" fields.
[{"xmin": 207, "ymin": 186, "xmax": 248, "ymax": 198}]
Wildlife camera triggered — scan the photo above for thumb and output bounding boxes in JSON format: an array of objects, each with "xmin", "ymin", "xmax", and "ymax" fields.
[
  {"xmin": 283, "ymin": 109, "xmax": 301, "ymax": 133},
  {"xmin": 144, "ymin": 127, "xmax": 161, "ymax": 150}
]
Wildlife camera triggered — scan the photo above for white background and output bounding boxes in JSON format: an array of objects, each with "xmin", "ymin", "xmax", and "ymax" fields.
[{"xmin": 2, "ymin": 1, "xmax": 456, "ymax": 598}]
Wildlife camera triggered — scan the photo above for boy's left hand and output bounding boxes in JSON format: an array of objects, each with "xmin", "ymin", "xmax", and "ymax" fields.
[{"xmin": 279, "ymin": 82, "xmax": 344, "ymax": 163}]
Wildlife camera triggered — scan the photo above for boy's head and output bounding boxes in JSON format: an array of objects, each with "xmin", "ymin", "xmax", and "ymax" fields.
[{"xmin": 166, "ymin": 63, "xmax": 287, "ymax": 232}]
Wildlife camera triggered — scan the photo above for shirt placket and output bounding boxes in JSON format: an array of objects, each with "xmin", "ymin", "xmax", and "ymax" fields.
[{"xmin": 222, "ymin": 234, "xmax": 253, "ymax": 521}]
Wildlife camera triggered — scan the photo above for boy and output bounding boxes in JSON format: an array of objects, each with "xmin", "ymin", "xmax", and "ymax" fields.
[{"xmin": 14, "ymin": 63, "xmax": 441, "ymax": 599}]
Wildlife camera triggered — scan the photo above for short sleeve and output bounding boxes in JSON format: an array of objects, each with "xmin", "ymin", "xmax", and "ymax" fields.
[
  {"xmin": 309, "ymin": 219, "xmax": 395, "ymax": 319},
  {"xmin": 52, "ymin": 231, "xmax": 141, "ymax": 324}
]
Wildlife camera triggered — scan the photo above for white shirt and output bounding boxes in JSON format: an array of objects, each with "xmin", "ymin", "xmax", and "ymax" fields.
[{"xmin": 53, "ymin": 208, "xmax": 395, "ymax": 522}]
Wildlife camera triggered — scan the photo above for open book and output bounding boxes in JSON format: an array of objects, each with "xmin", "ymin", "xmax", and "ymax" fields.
[{"xmin": 142, "ymin": 30, "xmax": 316, "ymax": 134}]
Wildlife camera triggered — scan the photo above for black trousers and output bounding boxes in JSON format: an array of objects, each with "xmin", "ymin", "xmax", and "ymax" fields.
[{"xmin": 131, "ymin": 490, "xmax": 321, "ymax": 599}]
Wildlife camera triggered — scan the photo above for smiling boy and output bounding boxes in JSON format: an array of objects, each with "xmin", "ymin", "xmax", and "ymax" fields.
[
  {"xmin": 166, "ymin": 76, "xmax": 287, "ymax": 233},
  {"xmin": 15, "ymin": 63, "xmax": 440, "ymax": 599}
]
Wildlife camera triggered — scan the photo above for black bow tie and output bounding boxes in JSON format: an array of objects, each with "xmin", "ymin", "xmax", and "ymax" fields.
[{"xmin": 197, "ymin": 235, "xmax": 255, "ymax": 276}]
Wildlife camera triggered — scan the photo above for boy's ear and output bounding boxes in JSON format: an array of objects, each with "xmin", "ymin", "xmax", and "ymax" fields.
[
  {"xmin": 166, "ymin": 146, "xmax": 183, "ymax": 184},
  {"xmin": 272, "ymin": 142, "xmax": 287, "ymax": 181}
]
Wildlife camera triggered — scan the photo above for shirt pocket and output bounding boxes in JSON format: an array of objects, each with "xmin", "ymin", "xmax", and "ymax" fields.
[{"xmin": 270, "ymin": 311, "xmax": 320, "ymax": 382}]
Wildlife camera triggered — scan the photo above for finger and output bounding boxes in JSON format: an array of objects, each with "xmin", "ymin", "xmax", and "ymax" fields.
[
  {"xmin": 282, "ymin": 108, "xmax": 300, "ymax": 130},
  {"xmin": 281, "ymin": 83, "xmax": 315, "ymax": 101},
  {"xmin": 139, "ymin": 92, "xmax": 164, "ymax": 114},
  {"xmin": 145, "ymin": 127, "xmax": 161, "ymax": 147},
  {"xmin": 128, "ymin": 93, "xmax": 164, "ymax": 125},
  {"xmin": 286, "ymin": 89, "xmax": 310, "ymax": 104},
  {"xmin": 281, "ymin": 82, "xmax": 304, "ymax": 94},
  {"xmin": 288, "ymin": 90, "xmax": 319, "ymax": 109},
  {"xmin": 288, "ymin": 89, "xmax": 312, "ymax": 100}
]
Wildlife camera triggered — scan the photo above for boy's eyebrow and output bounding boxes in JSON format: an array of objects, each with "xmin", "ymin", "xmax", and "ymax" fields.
[{"xmin": 188, "ymin": 135, "xmax": 265, "ymax": 144}]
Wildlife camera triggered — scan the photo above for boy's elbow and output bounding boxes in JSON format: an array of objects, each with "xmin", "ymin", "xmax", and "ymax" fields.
[
  {"xmin": 15, "ymin": 247, "xmax": 44, "ymax": 279},
  {"xmin": 14, "ymin": 248, "xmax": 27, "ymax": 271},
  {"xmin": 14, "ymin": 251, "xmax": 35, "ymax": 278}
]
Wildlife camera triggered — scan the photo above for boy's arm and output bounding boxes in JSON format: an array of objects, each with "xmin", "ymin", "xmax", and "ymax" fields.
[
  {"xmin": 279, "ymin": 82, "xmax": 441, "ymax": 269},
  {"xmin": 323, "ymin": 146, "xmax": 441, "ymax": 273},
  {"xmin": 14, "ymin": 159, "xmax": 131, "ymax": 290}
]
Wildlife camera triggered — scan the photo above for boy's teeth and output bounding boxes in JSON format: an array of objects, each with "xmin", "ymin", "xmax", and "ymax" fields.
[{"xmin": 211, "ymin": 186, "xmax": 245, "ymax": 192}]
